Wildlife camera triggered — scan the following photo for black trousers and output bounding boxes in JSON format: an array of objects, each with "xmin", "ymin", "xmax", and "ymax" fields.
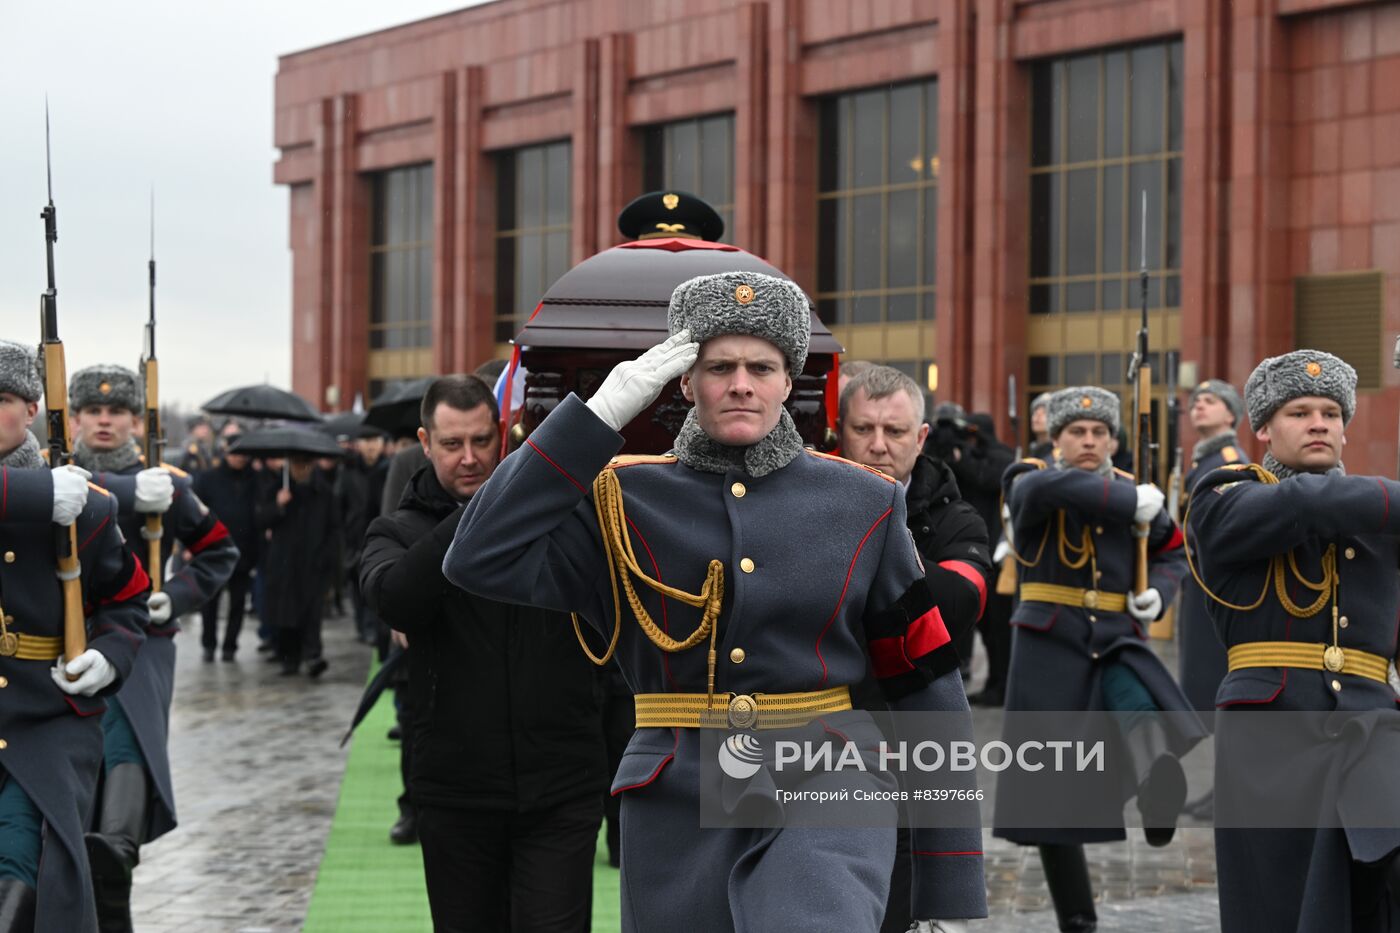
[
  {"xmin": 978, "ymin": 586, "xmax": 1014, "ymax": 693},
  {"xmin": 417, "ymin": 795, "xmax": 600, "ymax": 933},
  {"xmin": 600, "ymin": 690, "xmax": 633, "ymax": 865},
  {"xmin": 201, "ymin": 566, "xmax": 253, "ymax": 654}
]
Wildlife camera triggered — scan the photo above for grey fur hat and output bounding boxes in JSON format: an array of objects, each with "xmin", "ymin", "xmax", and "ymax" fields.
[
  {"xmin": 1244, "ymin": 349, "xmax": 1356, "ymax": 430},
  {"xmin": 1030, "ymin": 392, "xmax": 1053, "ymax": 415},
  {"xmin": 70, "ymin": 364, "xmax": 142, "ymax": 412},
  {"xmin": 667, "ymin": 271, "xmax": 811, "ymax": 374},
  {"xmin": 1189, "ymin": 378, "xmax": 1244, "ymax": 428},
  {"xmin": 1047, "ymin": 386, "xmax": 1121, "ymax": 438},
  {"xmin": 0, "ymin": 340, "xmax": 42, "ymax": 403}
]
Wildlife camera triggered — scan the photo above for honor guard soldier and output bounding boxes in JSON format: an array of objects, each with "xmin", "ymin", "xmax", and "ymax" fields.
[
  {"xmin": 446, "ymin": 272, "xmax": 987, "ymax": 932},
  {"xmin": 0, "ymin": 340, "xmax": 149, "ymax": 933},
  {"xmin": 994, "ymin": 386, "xmax": 1205, "ymax": 933},
  {"xmin": 1174, "ymin": 379, "xmax": 1248, "ymax": 820},
  {"xmin": 67, "ymin": 364, "xmax": 239, "ymax": 932},
  {"xmin": 1187, "ymin": 350, "xmax": 1400, "ymax": 933}
]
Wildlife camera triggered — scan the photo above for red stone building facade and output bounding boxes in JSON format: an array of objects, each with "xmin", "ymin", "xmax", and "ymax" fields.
[{"xmin": 274, "ymin": 0, "xmax": 1400, "ymax": 475}]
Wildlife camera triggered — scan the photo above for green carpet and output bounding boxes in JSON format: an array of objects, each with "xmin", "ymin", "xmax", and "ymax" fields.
[{"xmin": 303, "ymin": 676, "xmax": 621, "ymax": 931}]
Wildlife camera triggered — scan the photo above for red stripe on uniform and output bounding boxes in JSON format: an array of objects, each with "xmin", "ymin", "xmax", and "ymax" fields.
[
  {"xmin": 815, "ymin": 508, "xmax": 894, "ymax": 686},
  {"xmin": 938, "ymin": 559, "xmax": 987, "ymax": 618},
  {"xmin": 868, "ymin": 634, "xmax": 915, "ymax": 679},
  {"xmin": 102, "ymin": 557, "xmax": 151, "ymax": 605},
  {"xmin": 189, "ymin": 520, "xmax": 230, "ymax": 555},
  {"xmin": 905, "ymin": 605, "xmax": 952, "ymax": 659},
  {"xmin": 1153, "ymin": 526, "xmax": 1185, "ymax": 554},
  {"xmin": 525, "ymin": 439, "xmax": 586, "ymax": 494}
]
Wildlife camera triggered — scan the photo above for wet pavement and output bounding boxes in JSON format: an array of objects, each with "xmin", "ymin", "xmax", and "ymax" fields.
[
  {"xmin": 133, "ymin": 606, "xmax": 370, "ymax": 933},
  {"xmin": 134, "ymin": 602, "xmax": 1221, "ymax": 930}
]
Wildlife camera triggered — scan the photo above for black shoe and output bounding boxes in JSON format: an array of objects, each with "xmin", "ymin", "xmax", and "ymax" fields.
[
  {"xmin": 279, "ymin": 662, "xmax": 299, "ymax": 676},
  {"xmin": 221, "ymin": 650, "xmax": 236, "ymax": 662},
  {"xmin": 256, "ymin": 640, "xmax": 274, "ymax": 653},
  {"xmin": 389, "ymin": 812, "xmax": 418, "ymax": 845},
  {"xmin": 387, "ymin": 725, "xmax": 402, "ymax": 741},
  {"xmin": 1039, "ymin": 844, "xmax": 1097, "ymax": 933},
  {"xmin": 1124, "ymin": 718, "xmax": 1188, "ymax": 848},
  {"xmin": 0, "ymin": 877, "xmax": 36, "ymax": 932},
  {"xmin": 87, "ymin": 763, "xmax": 148, "ymax": 933},
  {"xmin": 307, "ymin": 658, "xmax": 329, "ymax": 679},
  {"xmin": 969, "ymin": 687, "xmax": 1005, "ymax": 708}
]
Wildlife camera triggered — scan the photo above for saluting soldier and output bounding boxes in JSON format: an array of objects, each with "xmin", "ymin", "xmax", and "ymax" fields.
[
  {"xmin": 1173, "ymin": 379, "xmax": 1249, "ymax": 820},
  {"xmin": 0, "ymin": 340, "xmax": 149, "ymax": 933},
  {"xmin": 446, "ymin": 272, "xmax": 987, "ymax": 932},
  {"xmin": 994, "ymin": 386, "xmax": 1204, "ymax": 933},
  {"xmin": 1186, "ymin": 351, "xmax": 1400, "ymax": 932},
  {"xmin": 67, "ymin": 365, "xmax": 239, "ymax": 932}
]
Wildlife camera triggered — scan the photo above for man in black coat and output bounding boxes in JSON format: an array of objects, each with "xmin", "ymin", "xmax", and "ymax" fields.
[
  {"xmin": 360, "ymin": 375, "xmax": 606, "ymax": 933},
  {"xmin": 193, "ymin": 424, "xmax": 260, "ymax": 662},
  {"xmin": 840, "ymin": 366, "xmax": 991, "ymax": 933}
]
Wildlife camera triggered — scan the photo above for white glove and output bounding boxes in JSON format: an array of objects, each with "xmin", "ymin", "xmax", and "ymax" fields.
[
  {"xmin": 148, "ymin": 591, "xmax": 173, "ymax": 624},
  {"xmin": 51, "ymin": 465, "xmax": 92, "ymax": 526},
  {"xmin": 585, "ymin": 329, "xmax": 699, "ymax": 431},
  {"xmin": 135, "ymin": 468, "xmax": 174, "ymax": 514},
  {"xmin": 51, "ymin": 649, "xmax": 116, "ymax": 697},
  {"xmin": 1127, "ymin": 587, "xmax": 1163, "ymax": 622},
  {"xmin": 1133, "ymin": 484, "xmax": 1165, "ymax": 525},
  {"xmin": 908, "ymin": 922, "xmax": 968, "ymax": 933}
]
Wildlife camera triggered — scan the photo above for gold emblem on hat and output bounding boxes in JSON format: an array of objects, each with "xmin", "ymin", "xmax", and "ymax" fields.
[
  {"xmin": 100, "ymin": 382, "xmax": 111, "ymax": 394},
  {"xmin": 662, "ymin": 193, "xmax": 680, "ymax": 211},
  {"xmin": 735, "ymin": 284, "xmax": 755, "ymax": 305},
  {"xmin": 1306, "ymin": 361, "xmax": 1322, "ymax": 378},
  {"xmin": 1081, "ymin": 396, "xmax": 1093, "ymax": 408}
]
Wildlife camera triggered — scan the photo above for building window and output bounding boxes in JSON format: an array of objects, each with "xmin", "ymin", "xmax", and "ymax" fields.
[
  {"xmin": 641, "ymin": 114, "xmax": 735, "ymax": 241},
  {"xmin": 495, "ymin": 141, "xmax": 571, "ymax": 343},
  {"xmin": 369, "ymin": 164, "xmax": 433, "ymax": 350},
  {"xmin": 816, "ymin": 80, "xmax": 938, "ymax": 327},
  {"xmin": 1029, "ymin": 41, "xmax": 1183, "ymax": 316}
]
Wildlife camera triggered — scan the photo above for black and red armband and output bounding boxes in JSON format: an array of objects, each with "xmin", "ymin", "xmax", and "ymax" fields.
[{"xmin": 865, "ymin": 577, "xmax": 960, "ymax": 700}]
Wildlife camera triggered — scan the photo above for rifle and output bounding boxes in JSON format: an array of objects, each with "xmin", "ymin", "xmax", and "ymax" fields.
[
  {"xmin": 38, "ymin": 106, "xmax": 87, "ymax": 671},
  {"xmin": 141, "ymin": 191, "xmax": 165, "ymax": 592},
  {"xmin": 1127, "ymin": 190, "xmax": 1155, "ymax": 595},
  {"xmin": 1164, "ymin": 351, "xmax": 1183, "ymax": 521},
  {"xmin": 996, "ymin": 373, "xmax": 1020, "ymax": 596}
]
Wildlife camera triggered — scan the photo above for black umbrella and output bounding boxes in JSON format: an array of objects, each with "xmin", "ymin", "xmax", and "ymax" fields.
[
  {"xmin": 323, "ymin": 410, "xmax": 385, "ymax": 440},
  {"xmin": 364, "ymin": 376, "xmax": 436, "ymax": 436},
  {"xmin": 229, "ymin": 427, "xmax": 347, "ymax": 490},
  {"xmin": 339, "ymin": 650, "xmax": 406, "ymax": 748},
  {"xmin": 203, "ymin": 385, "xmax": 322, "ymax": 423}
]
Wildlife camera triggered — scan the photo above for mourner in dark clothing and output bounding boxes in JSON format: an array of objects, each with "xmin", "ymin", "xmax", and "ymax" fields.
[
  {"xmin": 1188, "ymin": 350, "xmax": 1400, "ymax": 933},
  {"xmin": 361, "ymin": 375, "xmax": 606, "ymax": 933},
  {"xmin": 336, "ymin": 434, "xmax": 390, "ymax": 644},
  {"xmin": 996, "ymin": 385, "xmax": 1203, "ymax": 933},
  {"xmin": 257, "ymin": 456, "xmax": 339, "ymax": 677},
  {"xmin": 194, "ymin": 428, "xmax": 261, "ymax": 662},
  {"xmin": 0, "ymin": 341, "xmax": 150, "ymax": 933},
  {"xmin": 839, "ymin": 365, "xmax": 992, "ymax": 933},
  {"xmin": 69, "ymin": 365, "xmax": 239, "ymax": 933}
]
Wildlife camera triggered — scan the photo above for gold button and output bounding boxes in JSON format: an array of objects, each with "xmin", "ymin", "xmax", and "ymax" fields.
[
  {"xmin": 730, "ymin": 648, "xmax": 746, "ymax": 664},
  {"xmin": 1345, "ymin": 547, "xmax": 1356, "ymax": 560},
  {"xmin": 0, "ymin": 739, "xmax": 8, "ymax": 750},
  {"xmin": 1339, "ymin": 616, "xmax": 1349, "ymax": 629},
  {"xmin": 1331, "ymin": 679, "xmax": 1342, "ymax": 692},
  {"xmin": 1095, "ymin": 526, "xmax": 1104, "ymax": 535},
  {"xmin": 3, "ymin": 552, "xmax": 13, "ymax": 564},
  {"xmin": 1091, "ymin": 651, "xmax": 1100, "ymax": 659},
  {"xmin": 1088, "ymin": 615, "xmax": 1097, "ymax": 623},
  {"xmin": 731, "ymin": 482, "xmax": 747, "ymax": 498},
  {"xmin": 740, "ymin": 557, "xmax": 755, "ymax": 573},
  {"xmin": 0, "ymin": 677, "xmax": 8, "ymax": 688}
]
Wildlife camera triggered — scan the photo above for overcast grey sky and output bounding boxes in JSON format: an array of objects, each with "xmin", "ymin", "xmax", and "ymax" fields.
[{"xmin": 0, "ymin": 0, "xmax": 486, "ymax": 411}]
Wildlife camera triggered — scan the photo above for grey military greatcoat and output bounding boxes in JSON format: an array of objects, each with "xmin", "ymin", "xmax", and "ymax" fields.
[
  {"xmin": 0, "ymin": 466, "xmax": 149, "ymax": 932},
  {"xmin": 88, "ymin": 463, "xmax": 238, "ymax": 840},
  {"xmin": 445, "ymin": 395, "xmax": 987, "ymax": 931}
]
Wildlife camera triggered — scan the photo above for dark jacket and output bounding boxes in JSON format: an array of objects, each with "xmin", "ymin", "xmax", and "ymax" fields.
[
  {"xmin": 946, "ymin": 415, "xmax": 1015, "ymax": 546},
  {"xmin": 256, "ymin": 473, "xmax": 339, "ymax": 627},
  {"xmin": 360, "ymin": 463, "xmax": 607, "ymax": 812},
  {"xmin": 194, "ymin": 461, "xmax": 261, "ymax": 573},
  {"xmin": 336, "ymin": 454, "xmax": 389, "ymax": 572},
  {"xmin": 906, "ymin": 454, "xmax": 993, "ymax": 646}
]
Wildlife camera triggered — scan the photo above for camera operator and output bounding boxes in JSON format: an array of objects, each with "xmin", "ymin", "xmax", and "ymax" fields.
[{"xmin": 926, "ymin": 405, "xmax": 1016, "ymax": 704}]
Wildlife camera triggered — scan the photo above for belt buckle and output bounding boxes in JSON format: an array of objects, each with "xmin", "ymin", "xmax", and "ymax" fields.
[
  {"xmin": 1082, "ymin": 590, "xmax": 1099, "ymax": 610},
  {"xmin": 1323, "ymin": 645, "xmax": 1346, "ymax": 673},
  {"xmin": 728, "ymin": 694, "xmax": 758, "ymax": 730},
  {"xmin": 0, "ymin": 632, "xmax": 15, "ymax": 657}
]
